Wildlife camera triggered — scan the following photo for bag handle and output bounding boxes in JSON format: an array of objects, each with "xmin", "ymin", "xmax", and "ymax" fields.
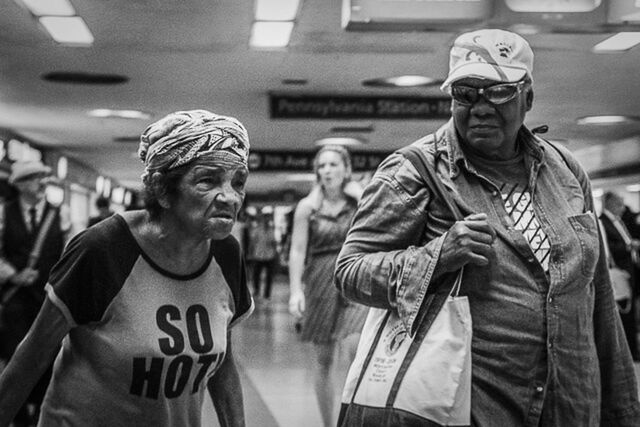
[
  {"xmin": 383, "ymin": 144, "xmax": 466, "ymax": 407},
  {"xmin": 401, "ymin": 144, "xmax": 464, "ymax": 221}
]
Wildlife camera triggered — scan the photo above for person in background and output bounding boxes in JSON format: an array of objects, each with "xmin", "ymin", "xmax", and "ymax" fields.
[
  {"xmin": 87, "ymin": 196, "xmax": 114, "ymax": 227},
  {"xmin": 246, "ymin": 211, "xmax": 278, "ymax": 300},
  {"xmin": 601, "ymin": 191, "xmax": 640, "ymax": 360},
  {"xmin": 288, "ymin": 145, "xmax": 367, "ymax": 426},
  {"xmin": 0, "ymin": 160, "xmax": 69, "ymax": 427},
  {"xmin": 335, "ymin": 29, "xmax": 640, "ymax": 425},
  {"xmin": 0, "ymin": 110, "xmax": 253, "ymax": 427}
]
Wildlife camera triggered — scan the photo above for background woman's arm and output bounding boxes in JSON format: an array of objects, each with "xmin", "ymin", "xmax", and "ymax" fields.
[
  {"xmin": 288, "ymin": 199, "xmax": 312, "ymax": 318},
  {"xmin": 0, "ymin": 298, "xmax": 70, "ymax": 425}
]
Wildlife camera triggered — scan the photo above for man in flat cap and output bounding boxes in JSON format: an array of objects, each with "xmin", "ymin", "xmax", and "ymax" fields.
[
  {"xmin": 336, "ymin": 29, "xmax": 640, "ymax": 426},
  {"xmin": 0, "ymin": 160, "xmax": 69, "ymax": 426}
]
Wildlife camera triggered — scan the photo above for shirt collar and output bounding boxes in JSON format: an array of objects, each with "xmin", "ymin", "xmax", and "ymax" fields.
[{"xmin": 19, "ymin": 196, "xmax": 46, "ymax": 216}]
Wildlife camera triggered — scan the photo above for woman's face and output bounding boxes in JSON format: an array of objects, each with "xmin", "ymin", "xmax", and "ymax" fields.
[
  {"xmin": 316, "ymin": 150, "xmax": 348, "ymax": 191},
  {"xmin": 170, "ymin": 160, "xmax": 248, "ymax": 240}
]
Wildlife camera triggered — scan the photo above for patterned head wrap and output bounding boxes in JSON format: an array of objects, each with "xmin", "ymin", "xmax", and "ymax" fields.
[{"xmin": 138, "ymin": 110, "xmax": 249, "ymax": 181}]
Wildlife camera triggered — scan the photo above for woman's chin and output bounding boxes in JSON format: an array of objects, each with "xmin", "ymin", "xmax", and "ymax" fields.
[{"xmin": 206, "ymin": 221, "xmax": 234, "ymax": 240}]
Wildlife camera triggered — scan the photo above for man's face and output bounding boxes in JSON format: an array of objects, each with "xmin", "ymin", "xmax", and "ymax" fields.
[
  {"xmin": 14, "ymin": 173, "xmax": 47, "ymax": 200},
  {"xmin": 451, "ymin": 78, "xmax": 533, "ymax": 160}
]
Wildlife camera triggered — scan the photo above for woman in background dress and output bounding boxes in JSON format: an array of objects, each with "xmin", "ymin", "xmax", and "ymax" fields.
[{"xmin": 288, "ymin": 145, "xmax": 367, "ymax": 426}]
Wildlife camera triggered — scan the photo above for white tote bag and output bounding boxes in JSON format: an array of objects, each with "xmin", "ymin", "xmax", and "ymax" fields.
[{"xmin": 341, "ymin": 271, "xmax": 472, "ymax": 426}]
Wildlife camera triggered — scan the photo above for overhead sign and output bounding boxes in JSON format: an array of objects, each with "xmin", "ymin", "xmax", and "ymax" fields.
[
  {"xmin": 248, "ymin": 150, "xmax": 391, "ymax": 172},
  {"xmin": 270, "ymin": 94, "xmax": 451, "ymax": 120},
  {"xmin": 343, "ymin": 0, "xmax": 492, "ymax": 30}
]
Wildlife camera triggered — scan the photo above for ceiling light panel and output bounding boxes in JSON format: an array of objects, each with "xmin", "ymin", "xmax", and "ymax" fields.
[
  {"xmin": 593, "ymin": 32, "xmax": 640, "ymax": 52},
  {"xmin": 39, "ymin": 16, "xmax": 94, "ymax": 45},
  {"xmin": 20, "ymin": 0, "xmax": 75, "ymax": 16},
  {"xmin": 576, "ymin": 115, "xmax": 640, "ymax": 125},
  {"xmin": 88, "ymin": 109, "xmax": 151, "ymax": 119},
  {"xmin": 255, "ymin": 0, "xmax": 300, "ymax": 21},
  {"xmin": 250, "ymin": 21, "xmax": 294, "ymax": 48}
]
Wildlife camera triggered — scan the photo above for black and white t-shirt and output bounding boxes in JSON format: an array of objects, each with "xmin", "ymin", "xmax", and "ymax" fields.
[
  {"xmin": 467, "ymin": 152, "xmax": 551, "ymax": 272},
  {"xmin": 40, "ymin": 215, "xmax": 253, "ymax": 427}
]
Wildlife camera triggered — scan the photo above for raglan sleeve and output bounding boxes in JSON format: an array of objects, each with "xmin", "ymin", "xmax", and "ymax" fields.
[
  {"xmin": 45, "ymin": 229, "xmax": 113, "ymax": 326},
  {"xmin": 227, "ymin": 237, "xmax": 253, "ymax": 328}
]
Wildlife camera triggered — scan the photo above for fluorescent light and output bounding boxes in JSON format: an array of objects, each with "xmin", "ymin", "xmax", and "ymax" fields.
[
  {"xmin": 39, "ymin": 16, "xmax": 94, "ymax": 45},
  {"xmin": 593, "ymin": 32, "xmax": 640, "ymax": 52},
  {"xmin": 362, "ymin": 75, "xmax": 440, "ymax": 88},
  {"xmin": 626, "ymin": 184, "xmax": 640, "ymax": 192},
  {"xmin": 89, "ymin": 109, "xmax": 151, "ymax": 119},
  {"xmin": 576, "ymin": 115, "xmax": 640, "ymax": 125},
  {"xmin": 592, "ymin": 188, "xmax": 604, "ymax": 198},
  {"xmin": 255, "ymin": 0, "xmax": 300, "ymax": 21},
  {"xmin": 314, "ymin": 137, "xmax": 365, "ymax": 147},
  {"xmin": 250, "ymin": 21, "xmax": 294, "ymax": 48},
  {"xmin": 20, "ymin": 0, "xmax": 75, "ymax": 16}
]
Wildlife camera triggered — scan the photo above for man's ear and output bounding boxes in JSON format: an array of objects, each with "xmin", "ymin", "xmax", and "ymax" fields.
[{"xmin": 525, "ymin": 88, "xmax": 534, "ymax": 111}]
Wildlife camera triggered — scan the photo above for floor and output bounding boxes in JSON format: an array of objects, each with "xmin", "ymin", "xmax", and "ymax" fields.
[{"xmin": 202, "ymin": 274, "xmax": 640, "ymax": 427}]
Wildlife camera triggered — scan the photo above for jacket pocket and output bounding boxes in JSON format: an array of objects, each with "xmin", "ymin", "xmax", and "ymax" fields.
[{"xmin": 567, "ymin": 212, "xmax": 600, "ymax": 278}]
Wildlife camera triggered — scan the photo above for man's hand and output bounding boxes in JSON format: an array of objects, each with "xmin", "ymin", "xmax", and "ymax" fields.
[
  {"xmin": 10, "ymin": 268, "xmax": 39, "ymax": 287},
  {"xmin": 435, "ymin": 213, "xmax": 496, "ymax": 274}
]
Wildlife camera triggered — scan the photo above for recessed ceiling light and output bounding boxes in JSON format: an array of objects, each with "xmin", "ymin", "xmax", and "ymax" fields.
[
  {"xmin": 593, "ymin": 32, "xmax": 640, "ymax": 52},
  {"xmin": 362, "ymin": 75, "xmax": 441, "ymax": 88},
  {"xmin": 330, "ymin": 125, "xmax": 374, "ymax": 133},
  {"xmin": 39, "ymin": 16, "xmax": 94, "ymax": 46},
  {"xmin": 250, "ymin": 21, "xmax": 294, "ymax": 48},
  {"xmin": 89, "ymin": 109, "xmax": 151, "ymax": 119},
  {"xmin": 576, "ymin": 115, "xmax": 640, "ymax": 125},
  {"xmin": 20, "ymin": 0, "xmax": 75, "ymax": 16},
  {"xmin": 314, "ymin": 137, "xmax": 366, "ymax": 147},
  {"xmin": 255, "ymin": 0, "xmax": 300, "ymax": 21},
  {"xmin": 42, "ymin": 71, "xmax": 129, "ymax": 85},
  {"xmin": 281, "ymin": 78, "xmax": 308, "ymax": 85}
]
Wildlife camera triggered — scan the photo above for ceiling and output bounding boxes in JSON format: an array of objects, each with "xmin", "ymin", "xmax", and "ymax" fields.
[{"xmin": 0, "ymin": 0, "xmax": 639, "ymax": 195}]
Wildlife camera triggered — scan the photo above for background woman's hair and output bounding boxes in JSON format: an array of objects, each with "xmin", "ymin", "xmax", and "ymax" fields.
[{"xmin": 312, "ymin": 144, "xmax": 352, "ymax": 185}]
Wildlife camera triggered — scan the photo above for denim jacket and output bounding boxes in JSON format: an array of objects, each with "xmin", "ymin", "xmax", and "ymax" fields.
[{"xmin": 335, "ymin": 120, "xmax": 640, "ymax": 426}]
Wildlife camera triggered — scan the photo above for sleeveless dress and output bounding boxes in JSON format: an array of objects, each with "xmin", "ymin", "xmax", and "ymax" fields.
[{"xmin": 300, "ymin": 197, "xmax": 368, "ymax": 344}]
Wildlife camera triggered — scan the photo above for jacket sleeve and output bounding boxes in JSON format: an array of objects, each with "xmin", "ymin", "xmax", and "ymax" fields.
[{"xmin": 334, "ymin": 151, "xmax": 447, "ymax": 333}]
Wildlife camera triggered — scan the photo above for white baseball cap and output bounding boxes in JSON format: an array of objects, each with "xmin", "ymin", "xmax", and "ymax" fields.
[{"xmin": 441, "ymin": 29, "xmax": 534, "ymax": 91}]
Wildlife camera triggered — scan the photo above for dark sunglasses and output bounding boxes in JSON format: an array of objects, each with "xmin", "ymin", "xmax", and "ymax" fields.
[{"xmin": 450, "ymin": 81, "xmax": 527, "ymax": 106}]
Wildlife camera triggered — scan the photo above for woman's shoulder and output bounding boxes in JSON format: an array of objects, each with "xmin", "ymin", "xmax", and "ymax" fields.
[{"xmin": 295, "ymin": 194, "xmax": 318, "ymax": 217}]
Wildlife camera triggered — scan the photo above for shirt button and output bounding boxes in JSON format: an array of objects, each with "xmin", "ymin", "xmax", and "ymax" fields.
[
  {"xmin": 548, "ymin": 296, "xmax": 553, "ymax": 303},
  {"xmin": 548, "ymin": 342, "xmax": 553, "ymax": 349},
  {"xmin": 536, "ymin": 386, "xmax": 544, "ymax": 393}
]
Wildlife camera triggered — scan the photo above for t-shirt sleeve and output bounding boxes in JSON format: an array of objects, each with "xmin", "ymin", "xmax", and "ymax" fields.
[
  {"xmin": 46, "ymin": 218, "xmax": 139, "ymax": 326},
  {"xmin": 213, "ymin": 235, "xmax": 253, "ymax": 327}
]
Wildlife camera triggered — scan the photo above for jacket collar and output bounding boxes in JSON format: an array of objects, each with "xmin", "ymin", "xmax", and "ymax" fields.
[{"xmin": 436, "ymin": 119, "xmax": 546, "ymax": 179}]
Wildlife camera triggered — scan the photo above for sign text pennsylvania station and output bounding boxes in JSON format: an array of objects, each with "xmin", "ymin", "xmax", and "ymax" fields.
[{"xmin": 270, "ymin": 93, "xmax": 451, "ymax": 120}]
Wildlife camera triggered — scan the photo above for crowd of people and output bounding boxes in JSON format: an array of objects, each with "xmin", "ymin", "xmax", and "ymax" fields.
[{"xmin": 0, "ymin": 28, "xmax": 639, "ymax": 427}]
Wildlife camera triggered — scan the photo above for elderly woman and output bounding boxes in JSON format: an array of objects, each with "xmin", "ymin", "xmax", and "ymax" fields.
[{"xmin": 0, "ymin": 110, "xmax": 253, "ymax": 427}]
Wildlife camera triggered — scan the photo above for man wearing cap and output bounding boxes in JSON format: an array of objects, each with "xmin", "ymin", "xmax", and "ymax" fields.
[
  {"xmin": 0, "ymin": 160, "xmax": 69, "ymax": 426},
  {"xmin": 335, "ymin": 29, "xmax": 640, "ymax": 425}
]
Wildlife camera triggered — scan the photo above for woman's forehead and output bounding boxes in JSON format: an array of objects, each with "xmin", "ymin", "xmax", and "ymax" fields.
[
  {"xmin": 189, "ymin": 157, "xmax": 247, "ymax": 173},
  {"xmin": 317, "ymin": 150, "xmax": 344, "ymax": 163}
]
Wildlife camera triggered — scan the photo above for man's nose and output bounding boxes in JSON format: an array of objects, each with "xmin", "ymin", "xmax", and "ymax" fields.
[{"xmin": 469, "ymin": 96, "xmax": 495, "ymax": 114}]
